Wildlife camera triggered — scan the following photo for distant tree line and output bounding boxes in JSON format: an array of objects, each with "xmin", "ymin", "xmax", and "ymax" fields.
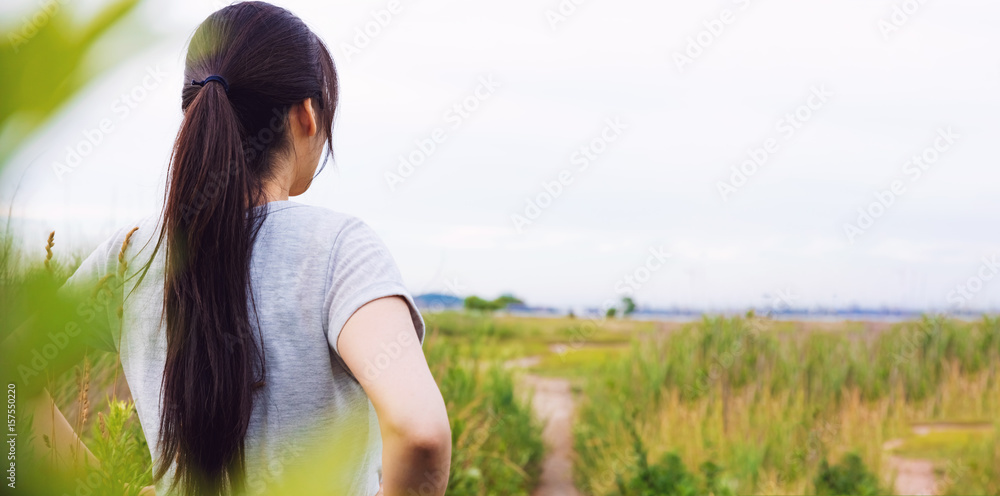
[
  {"xmin": 606, "ymin": 297, "xmax": 636, "ymax": 318},
  {"xmin": 462, "ymin": 294, "xmax": 639, "ymax": 318},
  {"xmin": 463, "ymin": 294, "xmax": 523, "ymax": 312}
]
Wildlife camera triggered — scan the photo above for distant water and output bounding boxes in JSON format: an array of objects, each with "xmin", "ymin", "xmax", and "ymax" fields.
[{"xmin": 496, "ymin": 309, "xmax": 996, "ymax": 323}]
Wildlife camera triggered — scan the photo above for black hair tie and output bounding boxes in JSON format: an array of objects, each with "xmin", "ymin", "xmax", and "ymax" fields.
[{"xmin": 192, "ymin": 75, "xmax": 229, "ymax": 93}]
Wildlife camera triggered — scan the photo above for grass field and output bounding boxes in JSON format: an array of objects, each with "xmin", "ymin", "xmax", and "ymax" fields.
[
  {"xmin": 4, "ymin": 253, "xmax": 998, "ymax": 495},
  {"xmin": 423, "ymin": 311, "xmax": 1000, "ymax": 495},
  {"xmin": 568, "ymin": 315, "xmax": 1000, "ymax": 495}
]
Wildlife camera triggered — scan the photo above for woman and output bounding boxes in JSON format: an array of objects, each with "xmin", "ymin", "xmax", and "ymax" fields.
[{"xmin": 26, "ymin": 2, "xmax": 451, "ymax": 495}]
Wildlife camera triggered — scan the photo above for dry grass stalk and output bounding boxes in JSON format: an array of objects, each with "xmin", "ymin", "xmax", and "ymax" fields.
[
  {"xmin": 43, "ymin": 231, "xmax": 54, "ymax": 272},
  {"xmin": 74, "ymin": 357, "xmax": 91, "ymax": 464},
  {"xmin": 98, "ymin": 412, "xmax": 107, "ymax": 439},
  {"xmin": 112, "ymin": 227, "xmax": 139, "ymax": 400},
  {"xmin": 92, "ymin": 274, "xmax": 114, "ymax": 298},
  {"xmin": 117, "ymin": 227, "xmax": 139, "ymax": 281}
]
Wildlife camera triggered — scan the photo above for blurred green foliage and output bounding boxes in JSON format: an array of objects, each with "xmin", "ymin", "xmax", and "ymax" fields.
[
  {"xmin": 86, "ymin": 400, "xmax": 153, "ymax": 496},
  {"xmin": 424, "ymin": 324, "xmax": 545, "ymax": 494},
  {"xmin": 614, "ymin": 424, "xmax": 735, "ymax": 496},
  {"xmin": 814, "ymin": 453, "xmax": 883, "ymax": 496},
  {"xmin": 463, "ymin": 294, "xmax": 523, "ymax": 312},
  {"xmin": 622, "ymin": 297, "xmax": 635, "ymax": 316},
  {"xmin": 0, "ymin": 0, "xmax": 148, "ymax": 169}
]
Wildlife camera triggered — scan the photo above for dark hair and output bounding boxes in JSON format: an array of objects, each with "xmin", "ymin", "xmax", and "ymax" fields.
[{"xmin": 151, "ymin": 2, "xmax": 338, "ymax": 494}]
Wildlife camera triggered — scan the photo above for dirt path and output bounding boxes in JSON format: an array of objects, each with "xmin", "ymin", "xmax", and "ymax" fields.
[
  {"xmin": 523, "ymin": 374, "xmax": 582, "ymax": 496},
  {"xmin": 884, "ymin": 422, "xmax": 992, "ymax": 495},
  {"xmin": 887, "ymin": 456, "xmax": 937, "ymax": 496}
]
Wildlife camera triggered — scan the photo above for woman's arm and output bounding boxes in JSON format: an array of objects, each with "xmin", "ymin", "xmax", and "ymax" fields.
[
  {"xmin": 4, "ymin": 322, "xmax": 155, "ymax": 495},
  {"xmin": 25, "ymin": 388, "xmax": 100, "ymax": 471},
  {"xmin": 338, "ymin": 296, "xmax": 451, "ymax": 496},
  {"xmin": 2, "ymin": 319, "xmax": 96, "ymax": 470}
]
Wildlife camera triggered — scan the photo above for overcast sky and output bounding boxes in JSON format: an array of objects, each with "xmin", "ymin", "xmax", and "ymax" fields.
[{"xmin": 3, "ymin": 0, "xmax": 999, "ymax": 311}]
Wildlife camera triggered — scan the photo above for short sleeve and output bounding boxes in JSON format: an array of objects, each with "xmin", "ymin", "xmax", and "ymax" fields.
[
  {"xmin": 56, "ymin": 226, "xmax": 130, "ymax": 353},
  {"xmin": 323, "ymin": 219, "xmax": 425, "ymax": 357}
]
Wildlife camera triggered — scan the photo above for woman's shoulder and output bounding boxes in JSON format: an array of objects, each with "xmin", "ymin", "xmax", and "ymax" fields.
[
  {"xmin": 79, "ymin": 214, "xmax": 161, "ymax": 270},
  {"xmin": 263, "ymin": 201, "xmax": 376, "ymax": 242},
  {"xmin": 265, "ymin": 200, "xmax": 354, "ymax": 221},
  {"xmin": 258, "ymin": 202, "xmax": 401, "ymax": 283}
]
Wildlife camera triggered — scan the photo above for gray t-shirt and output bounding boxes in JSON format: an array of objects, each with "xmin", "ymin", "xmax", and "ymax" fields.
[{"xmin": 60, "ymin": 200, "xmax": 424, "ymax": 495}]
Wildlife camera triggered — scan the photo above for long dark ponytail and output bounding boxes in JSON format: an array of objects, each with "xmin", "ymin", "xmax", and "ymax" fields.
[{"xmin": 152, "ymin": 3, "xmax": 338, "ymax": 494}]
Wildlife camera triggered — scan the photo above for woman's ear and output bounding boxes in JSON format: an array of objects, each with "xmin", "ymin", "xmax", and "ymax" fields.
[{"xmin": 294, "ymin": 98, "xmax": 318, "ymax": 138}]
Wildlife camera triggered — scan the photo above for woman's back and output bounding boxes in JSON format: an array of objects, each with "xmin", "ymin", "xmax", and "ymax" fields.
[
  {"xmin": 43, "ymin": 4, "xmax": 450, "ymax": 493},
  {"xmin": 67, "ymin": 201, "xmax": 424, "ymax": 495}
]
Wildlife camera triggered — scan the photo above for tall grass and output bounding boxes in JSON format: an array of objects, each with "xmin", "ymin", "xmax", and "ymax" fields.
[
  {"xmin": 2, "ymin": 241, "xmax": 544, "ymax": 495},
  {"xmin": 423, "ymin": 321, "xmax": 545, "ymax": 495},
  {"xmin": 574, "ymin": 315, "xmax": 1000, "ymax": 495},
  {"xmin": 939, "ymin": 429, "xmax": 1000, "ymax": 495}
]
